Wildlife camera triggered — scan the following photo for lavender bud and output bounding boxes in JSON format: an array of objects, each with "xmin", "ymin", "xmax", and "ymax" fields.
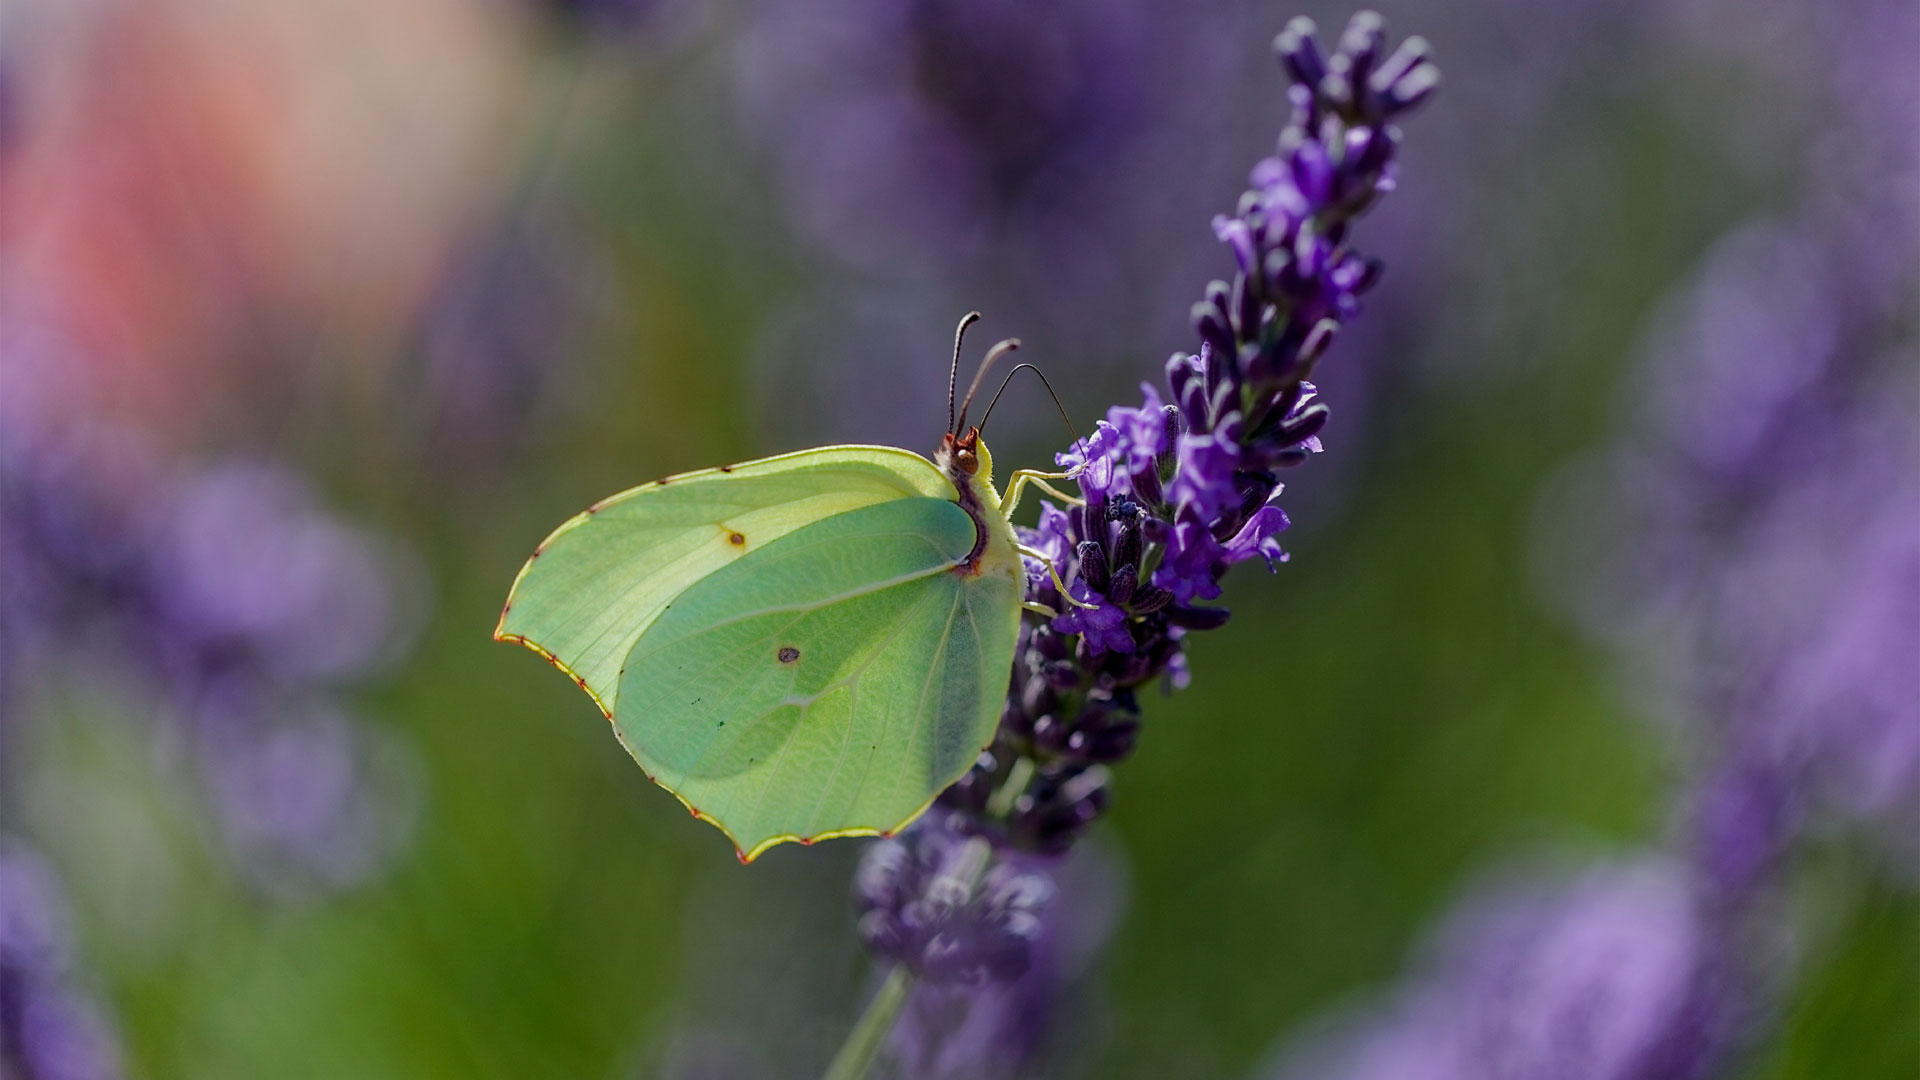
[
  {"xmin": 1166, "ymin": 353, "xmax": 1201, "ymax": 405},
  {"xmin": 1273, "ymin": 402, "xmax": 1330, "ymax": 447},
  {"xmin": 1370, "ymin": 36, "xmax": 1439, "ymax": 115},
  {"xmin": 1086, "ymin": 719, "xmax": 1141, "ymax": 763},
  {"xmin": 1334, "ymin": 11, "xmax": 1387, "ymax": 96},
  {"xmin": 1273, "ymin": 16, "xmax": 1326, "ymax": 90},
  {"xmin": 1349, "ymin": 124, "xmax": 1397, "ymax": 179},
  {"xmin": 1075, "ymin": 541, "xmax": 1111, "ymax": 593},
  {"xmin": 1232, "ymin": 272, "xmax": 1262, "ymax": 344},
  {"xmin": 1167, "ymin": 605, "xmax": 1232, "ymax": 631},
  {"xmin": 1128, "ymin": 585, "xmax": 1174, "ymax": 615},
  {"xmin": 1109, "ymin": 508, "xmax": 1144, "ymax": 572},
  {"xmin": 1290, "ymin": 139, "xmax": 1335, "ymax": 209},
  {"xmin": 1131, "ymin": 458, "xmax": 1166, "ymax": 507},
  {"xmin": 1299, "ymin": 317, "xmax": 1339, "ymax": 369},
  {"xmin": 1032, "ymin": 714, "xmax": 1070, "ymax": 755},
  {"xmin": 1019, "ymin": 679, "xmax": 1055, "ymax": 723}
]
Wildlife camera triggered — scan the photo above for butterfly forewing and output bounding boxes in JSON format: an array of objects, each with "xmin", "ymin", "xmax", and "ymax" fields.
[{"xmin": 495, "ymin": 446, "xmax": 955, "ymax": 716}]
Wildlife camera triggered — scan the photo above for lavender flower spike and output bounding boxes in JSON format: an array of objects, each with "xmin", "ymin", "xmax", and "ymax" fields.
[
  {"xmin": 933, "ymin": 10, "xmax": 1436, "ymax": 866},
  {"xmin": 840, "ymin": 12, "xmax": 1437, "ymax": 1074}
]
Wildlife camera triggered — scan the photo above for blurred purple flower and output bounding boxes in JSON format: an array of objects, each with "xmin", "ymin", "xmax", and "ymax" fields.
[
  {"xmin": 855, "ymin": 811, "xmax": 1053, "ymax": 987},
  {"xmin": 197, "ymin": 698, "xmax": 421, "ymax": 899},
  {"xmin": 1265, "ymin": 859, "xmax": 1744, "ymax": 1080},
  {"xmin": 1, "ymin": 337, "xmax": 426, "ymax": 898},
  {"xmin": 734, "ymin": 0, "xmax": 1254, "ymax": 415},
  {"xmin": 881, "ymin": 830, "xmax": 1125, "ymax": 1080},
  {"xmin": 407, "ymin": 216, "xmax": 613, "ymax": 480},
  {"xmin": 0, "ymin": 840, "xmax": 124, "ymax": 1080},
  {"xmin": 154, "ymin": 463, "xmax": 402, "ymax": 684},
  {"xmin": 736, "ymin": 0, "xmax": 1190, "ymax": 275},
  {"xmin": 1557, "ymin": 218, "xmax": 1920, "ymax": 890}
]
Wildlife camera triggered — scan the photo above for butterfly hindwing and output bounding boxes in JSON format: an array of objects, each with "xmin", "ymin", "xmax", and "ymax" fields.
[{"xmin": 616, "ymin": 497, "xmax": 1022, "ymax": 860}]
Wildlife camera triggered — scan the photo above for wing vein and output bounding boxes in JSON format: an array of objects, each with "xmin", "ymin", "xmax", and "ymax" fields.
[
  {"xmin": 866, "ymin": 588, "xmax": 963, "ymax": 822},
  {"xmin": 625, "ymin": 540, "xmax": 960, "ymax": 661},
  {"xmin": 662, "ymin": 610, "xmax": 813, "ymax": 791},
  {"xmin": 798, "ymin": 583, "xmax": 947, "ymax": 836},
  {"xmin": 745, "ymin": 582, "xmax": 939, "ymax": 837},
  {"xmin": 897, "ymin": 587, "xmax": 973, "ymax": 793}
]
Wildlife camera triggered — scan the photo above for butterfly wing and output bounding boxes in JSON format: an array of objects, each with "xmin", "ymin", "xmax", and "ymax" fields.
[
  {"xmin": 495, "ymin": 446, "xmax": 954, "ymax": 717},
  {"xmin": 616, "ymin": 496, "xmax": 1022, "ymax": 861}
]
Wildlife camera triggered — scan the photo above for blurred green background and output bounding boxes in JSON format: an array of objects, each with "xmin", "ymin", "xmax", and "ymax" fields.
[{"xmin": 3, "ymin": 0, "xmax": 1912, "ymax": 1076}]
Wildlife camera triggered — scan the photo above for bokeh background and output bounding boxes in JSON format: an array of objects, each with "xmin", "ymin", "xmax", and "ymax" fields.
[{"xmin": 1, "ymin": 0, "xmax": 1913, "ymax": 1077}]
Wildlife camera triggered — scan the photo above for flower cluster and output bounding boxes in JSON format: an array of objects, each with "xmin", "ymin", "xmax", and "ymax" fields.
[
  {"xmin": 1263, "ymin": 4, "xmax": 1915, "ymax": 1072},
  {"xmin": 854, "ymin": 9, "xmax": 1438, "ymax": 990},
  {"xmin": 735, "ymin": 0, "xmax": 1220, "ymax": 278},
  {"xmin": 854, "ymin": 811, "xmax": 1053, "ymax": 987},
  {"xmin": 0, "ymin": 840, "xmax": 125, "ymax": 1080},
  {"xmin": 883, "ymin": 837, "xmax": 1126, "ymax": 1080},
  {"xmin": 1, "ymin": 345, "xmax": 423, "ymax": 898}
]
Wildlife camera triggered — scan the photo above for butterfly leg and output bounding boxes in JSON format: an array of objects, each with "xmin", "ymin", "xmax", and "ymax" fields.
[
  {"xmin": 1014, "ymin": 544, "xmax": 1098, "ymax": 610},
  {"xmin": 1002, "ymin": 469, "xmax": 1082, "ymax": 520}
]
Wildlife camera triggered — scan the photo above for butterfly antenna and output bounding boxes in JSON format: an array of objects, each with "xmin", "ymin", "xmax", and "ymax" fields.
[
  {"xmin": 978, "ymin": 363, "xmax": 1087, "ymax": 464},
  {"xmin": 948, "ymin": 311, "xmax": 982, "ymax": 434},
  {"xmin": 953, "ymin": 337, "xmax": 1021, "ymax": 434}
]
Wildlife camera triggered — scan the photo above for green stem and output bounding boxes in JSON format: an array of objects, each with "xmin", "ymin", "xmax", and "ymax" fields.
[
  {"xmin": 986, "ymin": 755, "xmax": 1035, "ymax": 821},
  {"xmin": 820, "ymin": 964, "xmax": 915, "ymax": 1080},
  {"xmin": 820, "ymin": 835, "xmax": 996, "ymax": 1080}
]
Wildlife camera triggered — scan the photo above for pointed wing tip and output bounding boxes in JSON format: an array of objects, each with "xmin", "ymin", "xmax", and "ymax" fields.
[{"xmin": 496, "ymin": 630, "xmax": 614, "ymax": 719}]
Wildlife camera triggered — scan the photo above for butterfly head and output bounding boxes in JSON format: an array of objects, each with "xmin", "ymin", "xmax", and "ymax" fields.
[{"xmin": 936, "ymin": 427, "xmax": 994, "ymax": 487}]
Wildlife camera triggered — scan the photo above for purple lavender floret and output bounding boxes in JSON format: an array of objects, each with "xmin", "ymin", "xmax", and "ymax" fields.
[
  {"xmin": 854, "ymin": 812, "xmax": 1053, "ymax": 987},
  {"xmin": 0, "ymin": 840, "xmax": 125, "ymax": 1080}
]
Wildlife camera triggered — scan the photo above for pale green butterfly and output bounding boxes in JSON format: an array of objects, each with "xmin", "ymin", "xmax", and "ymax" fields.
[{"xmin": 495, "ymin": 315, "xmax": 1085, "ymax": 862}]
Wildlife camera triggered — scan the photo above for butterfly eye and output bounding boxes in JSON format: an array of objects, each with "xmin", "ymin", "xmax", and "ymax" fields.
[{"xmin": 954, "ymin": 446, "xmax": 978, "ymax": 474}]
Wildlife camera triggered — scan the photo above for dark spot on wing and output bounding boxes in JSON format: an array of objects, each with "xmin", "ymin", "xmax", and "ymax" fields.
[
  {"xmin": 728, "ymin": 532, "xmax": 746, "ymax": 547},
  {"xmin": 718, "ymin": 464, "xmax": 734, "ymax": 473},
  {"xmin": 777, "ymin": 646, "xmax": 800, "ymax": 664}
]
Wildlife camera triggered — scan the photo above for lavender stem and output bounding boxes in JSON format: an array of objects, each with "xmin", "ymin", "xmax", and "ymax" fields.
[
  {"xmin": 986, "ymin": 757, "xmax": 1035, "ymax": 820},
  {"xmin": 828, "ymin": 835, "xmax": 995, "ymax": 1079},
  {"xmin": 820, "ymin": 964, "xmax": 915, "ymax": 1080}
]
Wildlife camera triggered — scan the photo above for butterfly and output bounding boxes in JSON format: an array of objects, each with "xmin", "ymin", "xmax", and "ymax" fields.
[{"xmin": 495, "ymin": 315, "xmax": 1086, "ymax": 862}]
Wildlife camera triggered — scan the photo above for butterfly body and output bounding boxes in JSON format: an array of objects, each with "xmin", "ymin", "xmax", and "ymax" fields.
[{"xmin": 496, "ymin": 429, "xmax": 1023, "ymax": 862}]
